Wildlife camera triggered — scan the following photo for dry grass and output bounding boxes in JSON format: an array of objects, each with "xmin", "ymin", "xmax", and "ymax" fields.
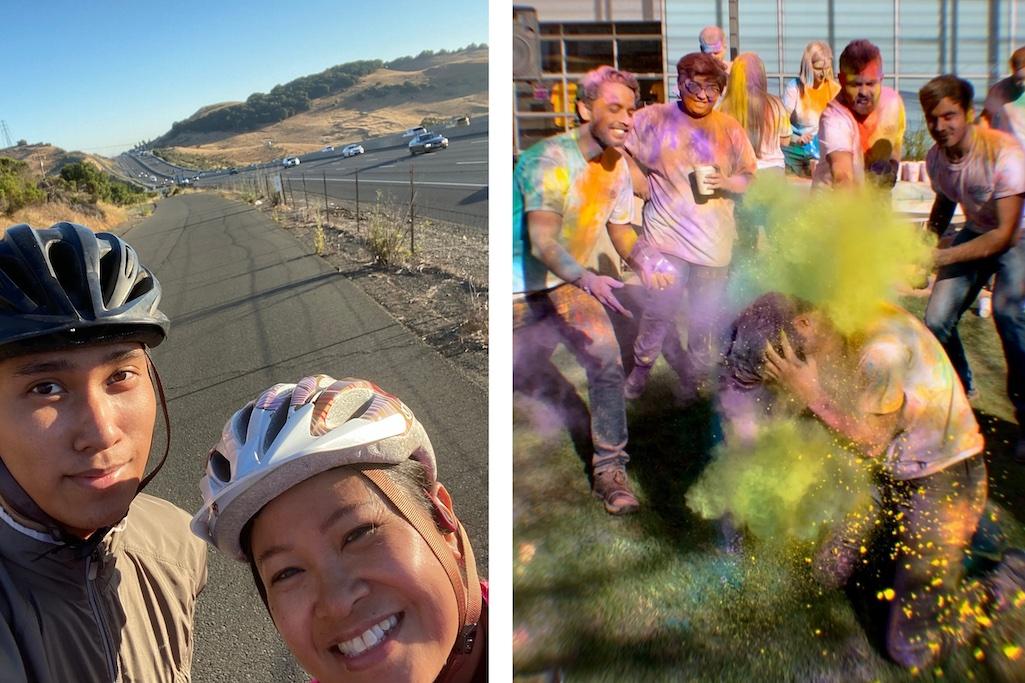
[{"xmin": 3, "ymin": 200, "xmax": 134, "ymax": 232}]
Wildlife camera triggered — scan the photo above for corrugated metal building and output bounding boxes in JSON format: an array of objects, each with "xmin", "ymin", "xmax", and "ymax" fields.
[{"xmin": 514, "ymin": 0, "xmax": 1024, "ymax": 153}]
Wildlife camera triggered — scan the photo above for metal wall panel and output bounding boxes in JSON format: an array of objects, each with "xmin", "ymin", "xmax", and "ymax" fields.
[{"xmin": 528, "ymin": 0, "xmax": 662, "ymax": 22}]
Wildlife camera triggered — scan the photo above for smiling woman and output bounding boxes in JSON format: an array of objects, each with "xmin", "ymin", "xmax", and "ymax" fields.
[{"xmin": 191, "ymin": 374, "xmax": 486, "ymax": 683}]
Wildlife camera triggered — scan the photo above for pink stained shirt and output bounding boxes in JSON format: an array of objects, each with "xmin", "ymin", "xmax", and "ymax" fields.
[
  {"xmin": 812, "ymin": 86, "xmax": 905, "ymax": 188},
  {"xmin": 626, "ymin": 102, "xmax": 757, "ymax": 267},
  {"xmin": 925, "ymin": 126, "xmax": 1025, "ymax": 234}
]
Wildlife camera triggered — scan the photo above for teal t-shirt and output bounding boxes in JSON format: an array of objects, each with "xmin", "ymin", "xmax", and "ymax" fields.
[{"xmin": 513, "ymin": 129, "xmax": 633, "ymax": 294}]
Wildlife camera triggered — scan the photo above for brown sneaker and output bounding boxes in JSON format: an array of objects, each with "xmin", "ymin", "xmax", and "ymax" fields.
[{"xmin": 592, "ymin": 468, "xmax": 640, "ymax": 515}]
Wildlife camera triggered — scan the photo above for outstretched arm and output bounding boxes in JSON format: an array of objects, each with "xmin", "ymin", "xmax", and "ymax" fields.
[{"xmin": 527, "ymin": 210, "xmax": 631, "ymax": 317}]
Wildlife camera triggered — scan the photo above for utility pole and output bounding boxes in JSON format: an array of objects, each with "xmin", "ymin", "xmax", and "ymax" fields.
[{"xmin": 0, "ymin": 121, "xmax": 13, "ymax": 149}]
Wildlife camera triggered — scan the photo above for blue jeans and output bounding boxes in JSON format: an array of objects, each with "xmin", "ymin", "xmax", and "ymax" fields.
[
  {"xmin": 925, "ymin": 229, "xmax": 1025, "ymax": 433},
  {"xmin": 631, "ymin": 254, "xmax": 729, "ymax": 385},
  {"xmin": 513, "ymin": 283, "xmax": 629, "ymax": 472}
]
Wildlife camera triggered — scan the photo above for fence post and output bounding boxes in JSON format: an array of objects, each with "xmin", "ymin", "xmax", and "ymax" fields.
[
  {"xmin": 355, "ymin": 168, "xmax": 361, "ymax": 234},
  {"xmin": 409, "ymin": 163, "xmax": 415, "ymax": 254},
  {"xmin": 322, "ymin": 171, "xmax": 329, "ymax": 221},
  {"xmin": 301, "ymin": 174, "xmax": 309, "ymax": 217}
]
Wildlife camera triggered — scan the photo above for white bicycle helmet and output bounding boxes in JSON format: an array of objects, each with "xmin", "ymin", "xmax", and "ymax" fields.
[
  {"xmin": 192, "ymin": 374, "xmax": 436, "ymax": 559},
  {"xmin": 192, "ymin": 375, "xmax": 481, "ymax": 667}
]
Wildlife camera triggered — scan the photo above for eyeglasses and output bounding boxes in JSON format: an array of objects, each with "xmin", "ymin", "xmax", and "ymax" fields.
[{"xmin": 682, "ymin": 79, "xmax": 722, "ymax": 99}]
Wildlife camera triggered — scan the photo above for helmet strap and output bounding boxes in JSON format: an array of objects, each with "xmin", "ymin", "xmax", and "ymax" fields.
[
  {"xmin": 136, "ymin": 349, "xmax": 170, "ymax": 493},
  {"xmin": 361, "ymin": 469, "xmax": 482, "ymax": 672}
]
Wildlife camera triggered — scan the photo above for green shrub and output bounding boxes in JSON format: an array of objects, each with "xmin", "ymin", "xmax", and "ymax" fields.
[
  {"xmin": 0, "ymin": 157, "xmax": 45, "ymax": 215},
  {"xmin": 59, "ymin": 162, "xmax": 147, "ymax": 206},
  {"xmin": 902, "ymin": 126, "xmax": 933, "ymax": 161},
  {"xmin": 366, "ymin": 205, "xmax": 409, "ymax": 265}
]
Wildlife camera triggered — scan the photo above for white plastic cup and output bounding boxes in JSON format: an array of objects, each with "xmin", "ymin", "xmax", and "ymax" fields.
[{"xmin": 693, "ymin": 165, "xmax": 717, "ymax": 196}]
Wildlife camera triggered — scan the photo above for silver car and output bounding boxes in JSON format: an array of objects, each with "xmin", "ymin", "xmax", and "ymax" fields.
[{"xmin": 408, "ymin": 132, "xmax": 449, "ymax": 156}]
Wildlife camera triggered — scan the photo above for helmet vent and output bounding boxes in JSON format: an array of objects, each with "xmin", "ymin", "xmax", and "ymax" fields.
[
  {"xmin": 47, "ymin": 241, "xmax": 88, "ymax": 313},
  {"xmin": 263, "ymin": 398, "xmax": 292, "ymax": 451},
  {"xmin": 235, "ymin": 402, "xmax": 255, "ymax": 444},
  {"xmin": 0, "ymin": 255, "xmax": 39, "ymax": 310},
  {"xmin": 209, "ymin": 450, "xmax": 232, "ymax": 483}
]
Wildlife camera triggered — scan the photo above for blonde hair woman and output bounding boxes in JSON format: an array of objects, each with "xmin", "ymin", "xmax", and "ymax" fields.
[
  {"xmin": 718, "ymin": 52, "xmax": 791, "ymax": 172},
  {"xmin": 782, "ymin": 40, "xmax": 841, "ymax": 176}
]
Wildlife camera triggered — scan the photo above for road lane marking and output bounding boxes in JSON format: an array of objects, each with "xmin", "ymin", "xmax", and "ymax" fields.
[
  {"xmin": 456, "ymin": 161, "xmax": 487, "ymax": 165},
  {"xmin": 325, "ymin": 178, "xmax": 486, "ymax": 189},
  {"xmin": 470, "ymin": 139, "xmax": 487, "ymax": 144}
]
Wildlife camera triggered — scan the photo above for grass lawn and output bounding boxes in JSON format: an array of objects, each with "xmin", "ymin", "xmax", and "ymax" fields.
[{"xmin": 513, "ymin": 285, "xmax": 1025, "ymax": 682}]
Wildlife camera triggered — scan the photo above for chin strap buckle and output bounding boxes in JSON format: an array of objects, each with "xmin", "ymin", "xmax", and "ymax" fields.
[{"xmin": 455, "ymin": 623, "xmax": 478, "ymax": 654}]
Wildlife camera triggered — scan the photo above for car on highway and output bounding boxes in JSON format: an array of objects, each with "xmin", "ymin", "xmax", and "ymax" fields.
[
  {"xmin": 321, "ymin": 145, "xmax": 334, "ymax": 152},
  {"xmin": 403, "ymin": 125, "xmax": 428, "ymax": 138},
  {"xmin": 283, "ymin": 156, "xmax": 301, "ymax": 167},
  {"xmin": 341, "ymin": 144, "xmax": 365, "ymax": 158},
  {"xmin": 409, "ymin": 132, "xmax": 449, "ymax": 156},
  {"xmin": 228, "ymin": 167, "xmax": 239, "ymax": 175}
]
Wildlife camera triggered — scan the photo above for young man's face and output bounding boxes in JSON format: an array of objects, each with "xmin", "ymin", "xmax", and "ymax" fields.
[
  {"xmin": 0, "ymin": 342, "xmax": 155, "ymax": 537},
  {"xmin": 678, "ymin": 73, "xmax": 721, "ymax": 118},
  {"xmin": 839, "ymin": 59, "xmax": 883, "ymax": 117},
  {"xmin": 925, "ymin": 96, "xmax": 970, "ymax": 150},
  {"xmin": 577, "ymin": 81, "xmax": 637, "ymax": 150}
]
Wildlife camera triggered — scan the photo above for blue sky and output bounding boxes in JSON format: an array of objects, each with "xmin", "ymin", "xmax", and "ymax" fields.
[{"xmin": 3, "ymin": 0, "xmax": 488, "ymax": 155}]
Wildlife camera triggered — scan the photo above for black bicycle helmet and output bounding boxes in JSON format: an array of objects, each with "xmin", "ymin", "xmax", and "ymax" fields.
[{"xmin": 0, "ymin": 222, "xmax": 168, "ymax": 359}]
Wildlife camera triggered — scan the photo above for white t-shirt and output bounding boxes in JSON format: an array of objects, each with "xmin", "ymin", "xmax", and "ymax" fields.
[
  {"xmin": 812, "ymin": 87, "xmax": 905, "ymax": 188},
  {"xmin": 812, "ymin": 99, "xmax": 864, "ymax": 188},
  {"xmin": 926, "ymin": 126, "xmax": 1025, "ymax": 234},
  {"xmin": 626, "ymin": 102, "xmax": 757, "ymax": 267}
]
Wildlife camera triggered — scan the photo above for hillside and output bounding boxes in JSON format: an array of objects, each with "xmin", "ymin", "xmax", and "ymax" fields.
[
  {"xmin": 152, "ymin": 47, "xmax": 487, "ymax": 166},
  {"xmin": 0, "ymin": 143, "xmax": 115, "ymax": 178}
]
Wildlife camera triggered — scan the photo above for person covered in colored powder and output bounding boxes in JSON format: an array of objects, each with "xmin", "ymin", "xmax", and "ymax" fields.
[
  {"xmin": 698, "ymin": 25, "xmax": 731, "ymax": 75},
  {"xmin": 621, "ymin": 52, "xmax": 757, "ymax": 400},
  {"xmin": 782, "ymin": 40, "xmax": 841, "ymax": 177},
  {"xmin": 982, "ymin": 45, "xmax": 1025, "ymax": 148},
  {"xmin": 513, "ymin": 66, "xmax": 673, "ymax": 515},
  {"xmin": 812, "ymin": 39, "xmax": 906, "ymax": 190},
  {"xmin": 719, "ymin": 52, "xmax": 792, "ymax": 174},
  {"xmin": 735, "ymin": 292, "xmax": 1025, "ymax": 670},
  {"xmin": 919, "ymin": 75, "xmax": 1025, "ymax": 462}
]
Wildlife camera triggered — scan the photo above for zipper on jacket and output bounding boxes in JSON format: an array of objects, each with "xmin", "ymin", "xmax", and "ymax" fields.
[{"xmin": 86, "ymin": 552, "xmax": 121, "ymax": 682}]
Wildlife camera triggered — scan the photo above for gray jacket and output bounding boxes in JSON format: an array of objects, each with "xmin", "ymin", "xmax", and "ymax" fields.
[{"xmin": 0, "ymin": 494, "xmax": 207, "ymax": 682}]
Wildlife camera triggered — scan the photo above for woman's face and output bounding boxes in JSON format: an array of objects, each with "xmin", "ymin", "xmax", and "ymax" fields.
[
  {"xmin": 811, "ymin": 56, "xmax": 828, "ymax": 87},
  {"xmin": 250, "ymin": 468, "xmax": 460, "ymax": 683}
]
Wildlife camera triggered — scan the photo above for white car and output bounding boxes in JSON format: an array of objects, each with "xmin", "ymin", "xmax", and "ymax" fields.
[
  {"xmin": 341, "ymin": 144, "xmax": 365, "ymax": 158},
  {"xmin": 283, "ymin": 156, "xmax": 301, "ymax": 167},
  {"xmin": 321, "ymin": 145, "xmax": 334, "ymax": 152},
  {"xmin": 403, "ymin": 126, "xmax": 427, "ymax": 138}
]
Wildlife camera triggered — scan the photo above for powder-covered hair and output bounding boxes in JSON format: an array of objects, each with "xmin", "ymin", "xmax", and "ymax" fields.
[
  {"xmin": 722, "ymin": 293, "xmax": 812, "ymax": 390},
  {"xmin": 719, "ymin": 52, "xmax": 788, "ymax": 156},
  {"xmin": 677, "ymin": 52, "xmax": 728, "ymax": 91},
  {"xmin": 838, "ymin": 39, "xmax": 882, "ymax": 76},
  {"xmin": 577, "ymin": 65, "xmax": 640, "ymax": 105},
  {"xmin": 797, "ymin": 41, "xmax": 837, "ymax": 90},
  {"xmin": 918, "ymin": 74, "xmax": 974, "ymax": 117}
]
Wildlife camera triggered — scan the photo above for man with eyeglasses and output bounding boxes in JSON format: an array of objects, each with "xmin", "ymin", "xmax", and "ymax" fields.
[
  {"xmin": 813, "ymin": 39, "xmax": 906, "ymax": 190},
  {"xmin": 622, "ymin": 52, "xmax": 757, "ymax": 401}
]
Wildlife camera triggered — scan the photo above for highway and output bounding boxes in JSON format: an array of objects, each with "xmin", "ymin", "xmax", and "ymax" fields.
[{"xmin": 118, "ymin": 117, "xmax": 489, "ymax": 230}]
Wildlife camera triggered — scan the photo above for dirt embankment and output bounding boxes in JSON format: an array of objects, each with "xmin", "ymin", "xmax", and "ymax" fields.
[{"xmin": 155, "ymin": 49, "xmax": 487, "ymax": 166}]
